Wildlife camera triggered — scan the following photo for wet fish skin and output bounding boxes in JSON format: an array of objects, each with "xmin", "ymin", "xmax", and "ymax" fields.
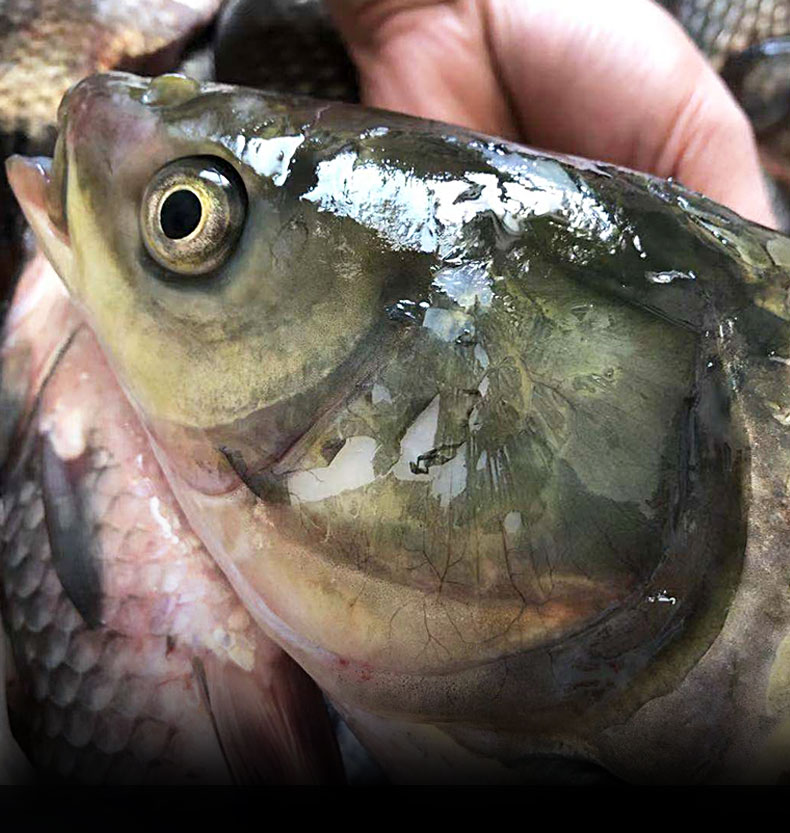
[
  {"xmin": 18, "ymin": 70, "xmax": 790, "ymax": 783},
  {"xmin": 0, "ymin": 0, "xmax": 785, "ymax": 310},
  {"xmin": 0, "ymin": 252, "xmax": 345, "ymax": 784}
]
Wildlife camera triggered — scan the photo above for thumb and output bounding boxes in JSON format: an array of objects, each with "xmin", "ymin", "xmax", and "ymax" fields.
[
  {"xmin": 325, "ymin": 0, "xmax": 521, "ymax": 139},
  {"xmin": 327, "ymin": 0, "xmax": 777, "ymax": 228},
  {"xmin": 485, "ymin": 0, "xmax": 776, "ymax": 227}
]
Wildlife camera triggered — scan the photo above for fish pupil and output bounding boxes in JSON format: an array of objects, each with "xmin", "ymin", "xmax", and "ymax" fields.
[{"xmin": 160, "ymin": 189, "xmax": 202, "ymax": 239}]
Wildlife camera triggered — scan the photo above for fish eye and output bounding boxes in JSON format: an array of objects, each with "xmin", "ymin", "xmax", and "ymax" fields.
[{"xmin": 140, "ymin": 156, "xmax": 247, "ymax": 276}]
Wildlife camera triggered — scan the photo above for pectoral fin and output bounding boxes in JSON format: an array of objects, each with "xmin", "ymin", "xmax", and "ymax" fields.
[
  {"xmin": 195, "ymin": 642, "xmax": 345, "ymax": 785},
  {"xmin": 40, "ymin": 433, "xmax": 103, "ymax": 629},
  {"xmin": 0, "ymin": 627, "xmax": 34, "ymax": 784}
]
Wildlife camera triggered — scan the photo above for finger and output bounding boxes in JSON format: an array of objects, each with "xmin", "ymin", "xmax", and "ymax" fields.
[
  {"xmin": 482, "ymin": 0, "xmax": 777, "ymax": 227},
  {"xmin": 326, "ymin": 0, "xmax": 521, "ymax": 139},
  {"xmin": 328, "ymin": 0, "xmax": 776, "ymax": 228}
]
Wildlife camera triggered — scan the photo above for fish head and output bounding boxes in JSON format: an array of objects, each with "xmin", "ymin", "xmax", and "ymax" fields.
[
  {"xmin": 9, "ymin": 72, "xmax": 419, "ymax": 458},
  {"xmin": 9, "ymin": 71, "xmax": 773, "ymax": 775}
]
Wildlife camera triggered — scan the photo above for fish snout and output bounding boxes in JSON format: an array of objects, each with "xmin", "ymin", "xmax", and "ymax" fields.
[
  {"xmin": 4, "ymin": 73, "xmax": 156, "ymax": 295},
  {"xmin": 58, "ymin": 72, "xmax": 158, "ymax": 156}
]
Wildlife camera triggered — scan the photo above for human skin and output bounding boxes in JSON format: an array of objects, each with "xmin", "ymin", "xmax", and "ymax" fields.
[{"xmin": 326, "ymin": 0, "xmax": 777, "ymax": 228}]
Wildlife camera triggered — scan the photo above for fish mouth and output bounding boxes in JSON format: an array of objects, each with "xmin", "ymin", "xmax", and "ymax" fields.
[
  {"xmin": 5, "ymin": 72, "xmax": 161, "ymax": 295},
  {"xmin": 5, "ymin": 78, "xmax": 79, "ymax": 290},
  {"xmin": 6, "ymin": 83, "xmax": 70, "ymax": 240},
  {"xmin": 6, "ymin": 155, "xmax": 54, "ymax": 227},
  {"xmin": 5, "ymin": 152, "xmax": 75, "ymax": 292}
]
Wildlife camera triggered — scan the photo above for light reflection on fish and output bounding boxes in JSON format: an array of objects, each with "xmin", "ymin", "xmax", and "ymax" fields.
[
  {"xmin": 2, "ymin": 0, "xmax": 789, "ymax": 309},
  {"xmin": 7, "ymin": 70, "xmax": 790, "ymax": 783}
]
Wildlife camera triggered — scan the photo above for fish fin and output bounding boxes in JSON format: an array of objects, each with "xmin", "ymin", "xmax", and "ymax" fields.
[
  {"xmin": 196, "ymin": 642, "xmax": 345, "ymax": 785},
  {"xmin": 0, "ymin": 621, "xmax": 35, "ymax": 784},
  {"xmin": 40, "ymin": 434, "xmax": 103, "ymax": 628}
]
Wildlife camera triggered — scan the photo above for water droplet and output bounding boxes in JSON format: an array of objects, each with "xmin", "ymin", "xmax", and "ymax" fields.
[
  {"xmin": 645, "ymin": 270, "xmax": 696, "ymax": 285},
  {"xmin": 646, "ymin": 589, "xmax": 677, "ymax": 605},
  {"xmin": 386, "ymin": 299, "xmax": 423, "ymax": 326},
  {"xmin": 142, "ymin": 74, "xmax": 201, "ymax": 106}
]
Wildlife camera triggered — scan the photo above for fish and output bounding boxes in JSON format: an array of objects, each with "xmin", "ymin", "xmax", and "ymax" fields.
[
  {"xmin": 0, "ymin": 0, "xmax": 225, "ymax": 141},
  {"xmin": 0, "ymin": 227, "xmax": 344, "ymax": 783},
  {"xmin": 8, "ymin": 69, "xmax": 790, "ymax": 784},
  {"xmin": 212, "ymin": 0, "xmax": 358, "ymax": 101},
  {"xmin": 3, "ymin": 0, "xmax": 789, "ymax": 312},
  {"xmin": 661, "ymin": 0, "xmax": 790, "ymax": 69}
]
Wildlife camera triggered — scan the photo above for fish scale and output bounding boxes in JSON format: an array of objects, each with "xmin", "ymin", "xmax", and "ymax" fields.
[
  {"xmin": 3, "ymin": 454, "xmax": 231, "ymax": 784},
  {"xmin": 665, "ymin": 0, "xmax": 790, "ymax": 67},
  {"xmin": 213, "ymin": 0, "xmax": 358, "ymax": 101},
  {"xmin": 667, "ymin": 1, "xmax": 790, "ymax": 218},
  {"xmin": 0, "ymin": 258, "xmax": 344, "ymax": 782},
  {"xmin": 0, "ymin": 0, "xmax": 223, "ymax": 139},
  {"xmin": 1, "ymin": 337, "xmax": 242, "ymax": 783},
  {"xmin": 0, "ymin": 0, "xmax": 224, "ymax": 346}
]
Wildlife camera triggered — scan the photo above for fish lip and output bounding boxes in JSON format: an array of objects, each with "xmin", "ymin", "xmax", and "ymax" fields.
[
  {"xmin": 5, "ymin": 154, "xmax": 65, "ymax": 244},
  {"xmin": 5, "ymin": 99, "xmax": 69, "ymax": 242},
  {"xmin": 6, "ymin": 153, "xmax": 74, "ymax": 293}
]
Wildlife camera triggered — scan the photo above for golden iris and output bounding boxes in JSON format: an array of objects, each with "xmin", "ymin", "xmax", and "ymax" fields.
[{"xmin": 141, "ymin": 156, "xmax": 246, "ymax": 276}]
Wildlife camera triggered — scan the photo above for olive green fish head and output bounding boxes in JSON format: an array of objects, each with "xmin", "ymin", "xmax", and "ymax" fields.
[
  {"xmin": 12, "ymin": 71, "xmax": 790, "ymax": 776},
  {"xmin": 11, "ymin": 72, "xmax": 432, "ymax": 444}
]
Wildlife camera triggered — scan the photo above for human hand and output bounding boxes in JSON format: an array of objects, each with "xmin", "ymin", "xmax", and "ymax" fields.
[{"xmin": 326, "ymin": 0, "xmax": 777, "ymax": 228}]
